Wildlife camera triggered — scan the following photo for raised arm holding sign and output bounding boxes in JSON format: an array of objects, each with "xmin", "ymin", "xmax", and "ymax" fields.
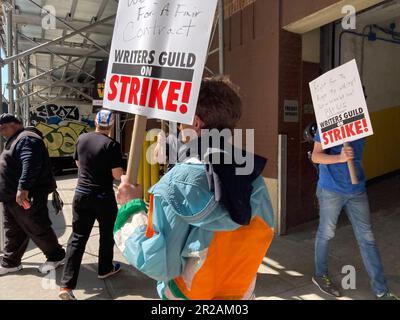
[{"xmin": 103, "ymin": 0, "xmax": 218, "ymax": 187}]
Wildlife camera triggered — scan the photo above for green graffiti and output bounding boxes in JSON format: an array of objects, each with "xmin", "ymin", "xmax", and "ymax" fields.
[{"xmin": 36, "ymin": 121, "xmax": 94, "ymax": 157}]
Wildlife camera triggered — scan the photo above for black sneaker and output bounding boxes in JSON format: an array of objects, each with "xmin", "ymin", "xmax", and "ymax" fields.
[
  {"xmin": 312, "ymin": 275, "xmax": 342, "ymax": 297},
  {"xmin": 377, "ymin": 292, "xmax": 400, "ymax": 300},
  {"xmin": 98, "ymin": 263, "xmax": 122, "ymax": 279}
]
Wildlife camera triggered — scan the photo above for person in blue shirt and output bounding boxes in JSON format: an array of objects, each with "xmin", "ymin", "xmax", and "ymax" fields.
[{"xmin": 311, "ymin": 131, "xmax": 398, "ymax": 300}]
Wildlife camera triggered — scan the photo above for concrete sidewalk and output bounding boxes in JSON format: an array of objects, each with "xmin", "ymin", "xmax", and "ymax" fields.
[{"xmin": 0, "ymin": 173, "xmax": 399, "ymax": 300}]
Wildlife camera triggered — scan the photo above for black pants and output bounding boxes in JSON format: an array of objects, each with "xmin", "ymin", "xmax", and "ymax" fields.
[
  {"xmin": 1, "ymin": 194, "xmax": 65, "ymax": 268},
  {"xmin": 60, "ymin": 191, "xmax": 118, "ymax": 289}
]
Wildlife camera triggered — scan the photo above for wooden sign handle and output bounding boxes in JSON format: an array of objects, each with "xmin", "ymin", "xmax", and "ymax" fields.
[
  {"xmin": 161, "ymin": 120, "xmax": 167, "ymax": 133},
  {"xmin": 344, "ymin": 142, "xmax": 358, "ymax": 185},
  {"xmin": 126, "ymin": 115, "xmax": 148, "ymax": 185}
]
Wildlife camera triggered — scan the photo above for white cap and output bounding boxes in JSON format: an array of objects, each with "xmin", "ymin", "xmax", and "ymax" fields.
[{"xmin": 96, "ymin": 109, "xmax": 115, "ymax": 128}]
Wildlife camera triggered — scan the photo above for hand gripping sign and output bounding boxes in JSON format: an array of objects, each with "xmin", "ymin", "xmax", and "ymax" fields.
[
  {"xmin": 309, "ymin": 59, "xmax": 374, "ymax": 184},
  {"xmin": 104, "ymin": 0, "xmax": 218, "ymax": 184}
]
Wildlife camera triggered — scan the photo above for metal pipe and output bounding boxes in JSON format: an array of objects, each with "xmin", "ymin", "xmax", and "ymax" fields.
[
  {"xmin": 278, "ymin": 135, "xmax": 287, "ymax": 236},
  {"xmin": 16, "ymin": 74, "xmax": 77, "ymax": 101},
  {"xmin": 204, "ymin": 65, "xmax": 214, "ymax": 75},
  {"xmin": 27, "ymin": 62, "xmax": 93, "ymax": 101},
  {"xmin": 115, "ymin": 113, "xmax": 121, "ymax": 143},
  {"xmin": 28, "ymin": 79, "xmax": 94, "ymax": 88},
  {"xmin": 339, "ymin": 30, "xmax": 400, "ymax": 65},
  {"xmin": 24, "ymin": 55, "xmax": 30, "ymax": 126},
  {"xmin": 6, "ymin": 2, "xmax": 14, "ymax": 114},
  {"xmin": 19, "ymin": 33, "xmax": 98, "ymax": 79},
  {"xmin": 1, "ymin": 14, "xmax": 115, "ymax": 66},
  {"xmin": 218, "ymin": 0, "xmax": 225, "ymax": 75},
  {"xmin": 33, "ymin": 65, "xmax": 94, "ymax": 101},
  {"xmin": 71, "ymin": 0, "xmax": 110, "ymax": 85},
  {"xmin": 14, "ymin": 53, "xmax": 95, "ymax": 88},
  {"xmin": 207, "ymin": 13, "xmax": 219, "ymax": 57},
  {"xmin": 31, "ymin": 95, "xmax": 64, "ymax": 109},
  {"xmin": 14, "ymin": 24, "xmax": 21, "ymax": 117}
]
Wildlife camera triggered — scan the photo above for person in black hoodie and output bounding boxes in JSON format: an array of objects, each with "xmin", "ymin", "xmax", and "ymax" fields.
[{"xmin": 0, "ymin": 114, "xmax": 65, "ymax": 276}]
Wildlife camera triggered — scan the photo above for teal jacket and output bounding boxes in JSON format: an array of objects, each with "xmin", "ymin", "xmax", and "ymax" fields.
[{"xmin": 114, "ymin": 163, "xmax": 275, "ymax": 299}]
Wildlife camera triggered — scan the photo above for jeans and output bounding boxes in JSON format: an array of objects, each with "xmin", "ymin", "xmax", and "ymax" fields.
[
  {"xmin": 315, "ymin": 187, "xmax": 388, "ymax": 296},
  {"xmin": 60, "ymin": 191, "xmax": 118, "ymax": 289}
]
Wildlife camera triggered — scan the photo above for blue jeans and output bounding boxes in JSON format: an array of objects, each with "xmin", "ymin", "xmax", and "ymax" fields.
[{"xmin": 315, "ymin": 187, "xmax": 388, "ymax": 296}]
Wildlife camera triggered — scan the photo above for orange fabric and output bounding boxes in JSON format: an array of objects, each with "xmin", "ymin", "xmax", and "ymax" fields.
[
  {"xmin": 145, "ymin": 194, "xmax": 155, "ymax": 238},
  {"xmin": 174, "ymin": 216, "xmax": 274, "ymax": 300}
]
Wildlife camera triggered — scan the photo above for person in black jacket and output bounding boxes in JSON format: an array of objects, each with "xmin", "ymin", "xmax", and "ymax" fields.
[{"xmin": 0, "ymin": 114, "xmax": 65, "ymax": 276}]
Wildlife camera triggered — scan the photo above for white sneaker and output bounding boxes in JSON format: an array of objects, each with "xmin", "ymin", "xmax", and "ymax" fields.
[
  {"xmin": 38, "ymin": 258, "xmax": 66, "ymax": 274},
  {"xmin": 0, "ymin": 264, "xmax": 23, "ymax": 276}
]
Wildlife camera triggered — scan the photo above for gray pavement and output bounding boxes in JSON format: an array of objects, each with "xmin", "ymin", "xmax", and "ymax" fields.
[{"xmin": 0, "ymin": 173, "xmax": 399, "ymax": 300}]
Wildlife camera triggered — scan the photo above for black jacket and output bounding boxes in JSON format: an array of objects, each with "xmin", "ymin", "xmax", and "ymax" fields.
[{"xmin": 0, "ymin": 128, "xmax": 56, "ymax": 202}]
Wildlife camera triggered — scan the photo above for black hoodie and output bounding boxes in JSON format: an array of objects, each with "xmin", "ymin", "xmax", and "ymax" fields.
[
  {"xmin": 0, "ymin": 128, "xmax": 56, "ymax": 202},
  {"xmin": 177, "ymin": 136, "xmax": 267, "ymax": 226}
]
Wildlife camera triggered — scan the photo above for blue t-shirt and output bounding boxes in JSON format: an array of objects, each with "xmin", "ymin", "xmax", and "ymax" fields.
[{"xmin": 314, "ymin": 131, "xmax": 366, "ymax": 195}]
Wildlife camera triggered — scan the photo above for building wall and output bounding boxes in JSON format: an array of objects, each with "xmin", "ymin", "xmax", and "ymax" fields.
[
  {"xmin": 212, "ymin": 0, "xmax": 365, "ymax": 230},
  {"xmin": 216, "ymin": 0, "xmax": 394, "ymax": 230},
  {"xmin": 339, "ymin": 27, "xmax": 400, "ymax": 112},
  {"xmin": 221, "ymin": 0, "xmax": 280, "ymax": 180},
  {"xmin": 302, "ymin": 29, "xmax": 321, "ymax": 63},
  {"xmin": 281, "ymin": 0, "xmax": 340, "ymax": 27},
  {"xmin": 205, "ymin": 0, "xmax": 281, "ymax": 227},
  {"xmin": 281, "ymin": 0, "xmax": 385, "ymax": 33},
  {"xmin": 215, "ymin": 0, "xmax": 325, "ymax": 230},
  {"xmin": 338, "ymin": 20, "xmax": 400, "ymax": 179}
]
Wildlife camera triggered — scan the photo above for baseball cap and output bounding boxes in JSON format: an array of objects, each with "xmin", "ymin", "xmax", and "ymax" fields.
[
  {"xmin": 96, "ymin": 109, "xmax": 115, "ymax": 128},
  {"xmin": 0, "ymin": 113, "xmax": 22, "ymax": 125}
]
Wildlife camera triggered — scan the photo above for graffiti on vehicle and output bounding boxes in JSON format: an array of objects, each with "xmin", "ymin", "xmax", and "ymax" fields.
[
  {"xmin": 30, "ymin": 104, "xmax": 95, "ymax": 157},
  {"xmin": 30, "ymin": 104, "xmax": 95, "ymax": 127},
  {"xmin": 35, "ymin": 121, "xmax": 92, "ymax": 157}
]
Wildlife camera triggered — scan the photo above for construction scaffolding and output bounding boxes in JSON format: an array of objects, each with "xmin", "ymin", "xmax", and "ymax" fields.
[{"xmin": 0, "ymin": 0, "xmax": 225, "ymax": 130}]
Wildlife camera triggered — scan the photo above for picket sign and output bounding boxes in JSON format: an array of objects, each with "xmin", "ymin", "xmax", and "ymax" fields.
[
  {"xmin": 104, "ymin": 0, "xmax": 218, "ymax": 184},
  {"xmin": 309, "ymin": 60, "xmax": 374, "ymax": 185}
]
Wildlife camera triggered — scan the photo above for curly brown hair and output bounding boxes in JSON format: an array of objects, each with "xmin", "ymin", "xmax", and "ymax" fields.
[{"xmin": 196, "ymin": 76, "xmax": 242, "ymax": 130}]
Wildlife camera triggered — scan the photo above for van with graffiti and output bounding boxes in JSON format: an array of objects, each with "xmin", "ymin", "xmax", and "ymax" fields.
[{"xmin": 30, "ymin": 103, "xmax": 96, "ymax": 173}]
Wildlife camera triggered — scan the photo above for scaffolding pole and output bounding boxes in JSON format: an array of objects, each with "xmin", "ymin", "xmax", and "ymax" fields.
[
  {"xmin": 14, "ymin": 20, "xmax": 21, "ymax": 117},
  {"xmin": 5, "ymin": 2, "xmax": 14, "ymax": 114},
  {"xmin": 24, "ymin": 55, "xmax": 30, "ymax": 126},
  {"xmin": 18, "ymin": 32, "xmax": 96, "ymax": 80},
  {"xmin": 218, "ymin": 0, "xmax": 225, "ymax": 74},
  {"xmin": 14, "ymin": 52, "xmax": 97, "ymax": 88}
]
